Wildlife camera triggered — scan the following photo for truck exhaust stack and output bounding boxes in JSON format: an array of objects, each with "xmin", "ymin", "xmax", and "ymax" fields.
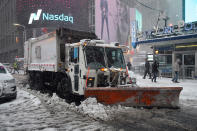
[{"xmin": 85, "ymin": 87, "xmax": 183, "ymax": 108}]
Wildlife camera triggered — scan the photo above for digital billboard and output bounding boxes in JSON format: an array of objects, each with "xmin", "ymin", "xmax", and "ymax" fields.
[
  {"xmin": 185, "ymin": 0, "xmax": 197, "ymax": 23},
  {"xmin": 95, "ymin": 0, "xmax": 131, "ymax": 45},
  {"xmin": 136, "ymin": 9, "xmax": 142, "ymax": 32},
  {"xmin": 16, "ymin": 0, "xmax": 90, "ymax": 31}
]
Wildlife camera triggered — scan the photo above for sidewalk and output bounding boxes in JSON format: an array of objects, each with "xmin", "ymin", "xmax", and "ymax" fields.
[{"xmin": 129, "ymin": 71, "xmax": 197, "ymax": 102}]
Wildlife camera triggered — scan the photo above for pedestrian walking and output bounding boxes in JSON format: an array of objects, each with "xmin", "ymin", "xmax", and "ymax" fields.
[
  {"xmin": 172, "ymin": 59, "xmax": 181, "ymax": 83},
  {"xmin": 13, "ymin": 61, "xmax": 19, "ymax": 74},
  {"xmin": 143, "ymin": 58, "xmax": 151, "ymax": 79},
  {"xmin": 151, "ymin": 60, "xmax": 159, "ymax": 82},
  {"xmin": 127, "ymin": 61, "xmax": 132, "ymax": 71}
]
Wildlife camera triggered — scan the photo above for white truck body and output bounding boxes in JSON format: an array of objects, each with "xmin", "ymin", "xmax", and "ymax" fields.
[{"xmin": 24, "ymin": 33, "xmax": 58, "ymax": 72}]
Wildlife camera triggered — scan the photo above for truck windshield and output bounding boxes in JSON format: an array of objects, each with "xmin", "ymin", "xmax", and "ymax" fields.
[
  {"xmin": 84, "ymin": 46, "xmax": 106, "ymax": 69},
  {"xmin": 105, "ymin": 47, "xmax": 126, "ymax": 69}
]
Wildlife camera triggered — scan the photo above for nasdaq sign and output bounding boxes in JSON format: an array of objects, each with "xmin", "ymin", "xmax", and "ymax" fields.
[{"xmin": 28, "ymin": 9, "xmax": 74, "ymax": 24}]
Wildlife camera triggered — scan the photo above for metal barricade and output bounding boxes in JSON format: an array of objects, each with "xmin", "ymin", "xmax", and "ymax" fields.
[
  {"xmin": 183, "ymin": 66, "xmax": 195, "ymax": 79},
  {"xmin": 159, "ymin": 66, "xmax": 172, "ymax": 78}
]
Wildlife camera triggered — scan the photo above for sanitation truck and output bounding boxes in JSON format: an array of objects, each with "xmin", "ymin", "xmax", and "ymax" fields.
[{"xmin": 24, "ymin": 28, "xmax": 182, "ymax": 108}]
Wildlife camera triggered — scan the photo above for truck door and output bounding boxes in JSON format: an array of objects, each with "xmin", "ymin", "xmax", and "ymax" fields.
[{"xmin": 68, "ymin": 47, "xmax": 80, "ymax": 93}]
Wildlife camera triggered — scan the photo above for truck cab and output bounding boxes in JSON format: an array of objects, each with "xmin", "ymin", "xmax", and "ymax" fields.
[{"xmin": 66, "ymin": 39, "xmax": 129, "ymax": 95}]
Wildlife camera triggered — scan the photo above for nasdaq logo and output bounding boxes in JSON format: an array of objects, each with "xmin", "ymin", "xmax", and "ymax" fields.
[
  {"xmin": 28, "ymin": 9, "xmax": 74, "ymax": 24},
  {"xmin": 42, "ymin": 13, "xmax": 73, "ymax": 24},
  {"xmin": 28, "ymin": 9, "xmax": 42, "ymax": 24}
]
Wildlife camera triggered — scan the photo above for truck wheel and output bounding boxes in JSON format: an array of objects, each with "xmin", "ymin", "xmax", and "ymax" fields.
[
  {"xmin": 57, "ymin": 77, "xmax": 72, "ymax": 101},
  {"xmin": 34, "ymin": 73, "xmax": 43, "ymax": 90},
  {"xmin": 28, "ymin": 72, "xmax": 35, "ymax": 88}
]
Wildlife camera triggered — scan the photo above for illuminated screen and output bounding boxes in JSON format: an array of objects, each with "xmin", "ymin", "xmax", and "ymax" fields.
[
  {"xmin": 147, "ymin": 54, "xmax": 153, "ymax": 61},
  {"xmin": 185, "ymin": 0, "xmax": 197, "ymax": 23},
  {"xmin": 95, "ymin": 0, "xmax": 130, "ymax": 45},
  {"xmin": 136, "ymin": 9, "xmax": 142, "ymax": 32},
  {"xmin": 16, "ymin": 0, "xmax": 89, "ymax": 31}
]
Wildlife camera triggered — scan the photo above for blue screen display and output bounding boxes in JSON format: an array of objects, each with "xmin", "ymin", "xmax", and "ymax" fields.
[{"xmin": 185, "ymin": 0, "xmax": 197, "ymax": 23}]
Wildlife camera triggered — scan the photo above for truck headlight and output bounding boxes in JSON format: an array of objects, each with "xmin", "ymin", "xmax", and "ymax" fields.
[
  {"xmin": 100, "ymin": 68, "xmax": 108, "ymax": 72},
  {"xmin": 87, "ymin": 77, "xmax": 95, "ymax": 87}
]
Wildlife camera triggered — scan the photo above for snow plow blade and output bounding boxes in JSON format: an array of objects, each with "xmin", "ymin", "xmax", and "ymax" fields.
[{"xmin": 85, "ymin": 87, "xmax": 183, "ymax": 108}]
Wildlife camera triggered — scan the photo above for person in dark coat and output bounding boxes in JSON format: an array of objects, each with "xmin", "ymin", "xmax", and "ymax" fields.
[
  {"xmin": 151, "ymin": 60, "xmax": 159, "ymax": 82},
  {"xmin": 127, "ymin": 61, "xmax": 132, "ymax": 71},
  {"xmin": 143, "ymin": 58, "xmax": 151, "ymax": 79}
]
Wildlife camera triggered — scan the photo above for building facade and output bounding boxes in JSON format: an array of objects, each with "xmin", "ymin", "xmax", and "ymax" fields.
[
  {"xmin": 134, "ymin": 0, "xmax": 197, "ymax": 79},
  {"xmin": 0, "ymin": 0, "xmax": 92, "ymax": 63},
  {"xmin": 0, "ymin": 0, "xmax": 20, "ymax": 63},
  {"xmin": 0, "ymin": 0, "xmax": 183, "ymax": 64},
  {"xmin": 136, "ymin": 19, "xmax": 197, "ymax": 79}
]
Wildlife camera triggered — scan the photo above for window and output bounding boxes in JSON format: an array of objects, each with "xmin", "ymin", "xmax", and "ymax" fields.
[
  {"xmin": 85, "ymin": 46, "xmax": 106, "ymax": 69},
  {"xmin": 35, "ymin": 46, "xmax": 41, "ymax": 59},
  {"xmin": 184, "ymin": 54, "xmax": 195, "ymax": 65},
  {"xmin": 69, "ymin": 47, "xmax": 79, "ymax": 63},
  {"xmin": 106, "ymin": 48, "xmax": 126, "ymax": 69}
]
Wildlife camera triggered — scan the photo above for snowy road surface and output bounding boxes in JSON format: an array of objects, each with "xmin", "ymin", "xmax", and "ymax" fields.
[
  {"xmin": 0, "ymin": 88, "xmax": 115, "ymax": 130},
  {"xmin": 0, "ymin": 74, "xmax": 197, "ymax": 131}
]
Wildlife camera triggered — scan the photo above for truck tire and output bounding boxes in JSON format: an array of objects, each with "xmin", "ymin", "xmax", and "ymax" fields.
[
  {"xmin": 34, "ymin": 72, "xmax": 44, "ymax": 90},
  {"xmin": 57, "ymin": 76, "xmax": 72, "ymax": 102},
  {"xmin": 28, "ymin": 72, "xmax": 35, "ymax": 88}
]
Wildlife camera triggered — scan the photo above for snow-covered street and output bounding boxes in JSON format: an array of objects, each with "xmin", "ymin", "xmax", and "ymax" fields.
[
  {"xmin": 0, "ymin": 74, "xmax": 197, "ymax": 131},
  {"xmin": 0, "ymin": 79, "xmax": 116, "ymax": 130}
]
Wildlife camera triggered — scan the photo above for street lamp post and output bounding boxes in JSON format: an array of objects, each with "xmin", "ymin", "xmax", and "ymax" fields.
[{"xmin": 13, "ymin": 23, "xmax": 26, "ymax": 42}]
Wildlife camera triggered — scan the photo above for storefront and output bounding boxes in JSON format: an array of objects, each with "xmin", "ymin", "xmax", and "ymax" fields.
[
  {"xmin": 136, "ymin": 33, "xmax": 197, "ymax": 79},
  {"xmin": 173, "ymin": 42, "xmax": 197, "ymax": 79}
]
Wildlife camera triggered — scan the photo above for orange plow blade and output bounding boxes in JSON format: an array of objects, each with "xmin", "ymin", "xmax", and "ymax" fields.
[{"xmin": 85, "ymin": 87, "xmax": 183, "ymax": 108}]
